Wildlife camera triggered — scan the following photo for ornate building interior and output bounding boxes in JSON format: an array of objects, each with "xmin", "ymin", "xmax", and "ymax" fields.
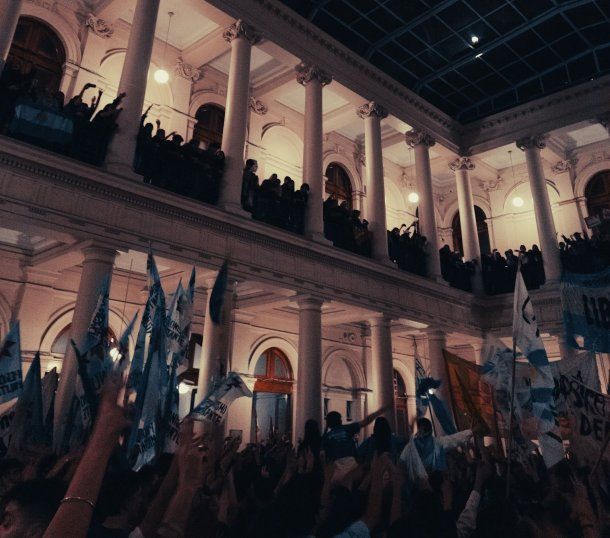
[{"xmin": 0, "ymin": 0, "xmax": 608, "ymax": 446}]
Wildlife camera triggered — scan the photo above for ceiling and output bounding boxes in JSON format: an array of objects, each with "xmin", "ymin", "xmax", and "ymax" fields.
[{"xmin": 278, "ymin": 0, "xmax": 610, "ymax": 123}]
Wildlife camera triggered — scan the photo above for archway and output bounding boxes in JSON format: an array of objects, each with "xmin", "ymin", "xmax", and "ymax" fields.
[
  {"xmin": 251, "ymin": 347, "xmax": 293, "ymax": 442},
  {"xmin": 393, "ymin": 369, "xmax": 408, "ymax": 437},
  {"xmin": 51, "ymin": 324, "xmax": 118, "ymax": 358},
  {"xmin": 325, "ymin": 163, "xmax": 353, "ymax": 210},
  {"xmin": 6, "ymin": 17, "xmax": 65, "ymax": 92},
  {"xmin": 585, "ymin": 170, "xmax": 610, "ymax": 234},
  {"xmin": 452, "ymin": 206, "xmax": 491, "ymax": 256},
  {"xmin": 193, "ymin": 103, "xmax": 225, "ymax": 148}
]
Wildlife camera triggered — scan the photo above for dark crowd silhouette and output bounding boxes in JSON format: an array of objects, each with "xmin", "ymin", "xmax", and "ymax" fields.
[
  {"xmin": 135, "ymin": 108, "xmax": 225, "ymax": 205},
  {"xmin": 323, "ymin": 195, "xmax": 372, "ymax": 257},
  {"xmin": 560, "ymin": 231, "xmax": 610, "ymax": 274},
  {"xmin": 241, "ymin": 159, "xmax": 310, "ymax": 235},
  {"xmin": 0, "ymin": 68, "xmax": 122, "ymax": 166},
  {"xmin": 388, "ymin": 224, "xmax": 428, "ymax": 277}
]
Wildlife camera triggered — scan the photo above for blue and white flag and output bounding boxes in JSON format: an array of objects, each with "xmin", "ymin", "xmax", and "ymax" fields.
[
  {"xmin": 513, "ymin": 271, "xmax": 564, "ymax": 468},
  {"xmin": 9, "ymin": 353, "xmax": 44, "ymax": 454},
  {"xmin": 0, "ymin": 323, "xmax": 22, "ymax": 405},
  {"xmin": 561, "ymin": 267, "xmax": 610, "ymax": 353},
  {"xmin": 190, "ymin": 372, "xmax": 252, "ymax": 425},
  {"xmin": 113, "ymin": 312, "xmax": 138, "ymax": 376},
  {"xmin": 129, "ymin": 280, "xmax": 167, "ymax": 471},
  {"xmin": 414, "ymin": 341, "xmax": 428, "ymax": 419}
]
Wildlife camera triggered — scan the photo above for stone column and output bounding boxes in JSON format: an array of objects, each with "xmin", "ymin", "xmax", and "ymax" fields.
[
  {"xmin": 106, "ymin": 0, "xmax": 160, "ymax": 175},
  {"xmin": 218, "ymin": 20, "xmax": 260, "ymax": 213},
  {"xmin": 196, "ymin": 281, "xmax": 233, "ymax": 399},
  {"xmin": 516, "ymin": 135, "xmax": 562, "ymax": 282},
  {"xmin": 426, "ymin": 329, "xmax": 452, "ymax": 416},
  {"xmin": 369, "ymin": 315, "xmax": 396, "ymax": 429},
  {"xmin": 53, "ymin": 246, "xmax": 116, "ymax": 449},
  {"xmin": 0, "ymin": 0, "xmax": 22, "ymax": 76},
  {"xmin": 450, "ymin": 157, "xmax": 481, "ymax": 262},
  {"xmin": 295, "ymin": 296, "xmax": 324, "ymax": 442},
  {"xmin": 406, "ymin": 129, "xmax": 441, "ymax": 279},
  {"xmin": 296, "ymin": 62, "xmax": 332, "ymax": 242},
  {"xmin": 358, "ymin": 101, "xmax": 389, "ymax": 262}
]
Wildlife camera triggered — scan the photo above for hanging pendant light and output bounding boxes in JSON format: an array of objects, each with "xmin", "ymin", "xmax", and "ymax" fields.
[
  {"xmin": 154, "ymin": 11, "xmax": 174, "ymax": 84},
  {"xmin": 406, "ymin": 146, "xmax": 419, "ymax": 203},
  {"xmin": 508, "ymin": 150, "xmax": 524, "ymax": 208}
]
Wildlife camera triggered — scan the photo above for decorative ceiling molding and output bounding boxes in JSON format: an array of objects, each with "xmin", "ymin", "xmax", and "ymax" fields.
[
  {"xmin": 551, "ymin": 158, "xmax": 578, "ymax": 174},
  {"xmin": 175, "ymin": 57, "xmax": 201, "ymax": 82},
  {"xmin": 85, "ymin": 13, "xmax": 114, "ymax": 38}
]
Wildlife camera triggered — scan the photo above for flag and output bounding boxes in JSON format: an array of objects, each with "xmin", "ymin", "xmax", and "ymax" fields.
[
  {"xmin": 0, "ymin": 323, "xmax": 22, "ymax": 404},
  {"xmin": 513, "ymin": 271, "xmax": 564, "ymax": 468},
  {"xmin": 190, "ymin": 372, "xmax": 252, "ymax": 425},
  {"xmin": 428, "ymin": 393, "xmax": 457, "ymax": 435},
  {"xmin": 8, "ymin": 353, "xmax": 44, "ymax": 454},
  {"xmin": 113, "ymin": 312, "xmax": 138, "ymax": 376},
  {"xmin": 129, "ymin": 283, "xmax": 167, "ymax": 471},
  {"xmin": 0, "ymin": 403, "xmax": 15, "ymax": 458},
  {"xmin": 561, "ymin": 267, "xmax": 610, "ymax": 353},
  {"xmin": 209, "ymin": 261, "xmax": 228, "ymax": 324},
  {"xmin": 41, "ymin": 367, "xmax": 58, "ymax": 444},
  {"xmin": 414, "ymin": 341, "xmax": 428, "ymax": 419}
]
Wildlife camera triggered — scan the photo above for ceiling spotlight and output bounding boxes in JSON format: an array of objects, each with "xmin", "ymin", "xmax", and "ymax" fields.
[
  {"xmin": 471, "ymin": 34, "xmax": 479, "ymax": 44},
  {"xmin": 408, "ymin": 192, "xmax": 419, "ymax": 203},
  {"xmin": 512, "ymin": 196, "xmax": 524, "ymax": 208},
  {"xmin": 475, "ymin": 52, "xmax": 483, "ymax": 59}
]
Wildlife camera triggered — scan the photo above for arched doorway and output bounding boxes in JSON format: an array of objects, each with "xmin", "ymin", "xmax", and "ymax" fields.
[
  {"xmin": 585, "ymin": 171, "xmax": 610, "ymax": 234},
  {"xmin": 393, "ymin": 369, "xmax": 408, "ymax": 437},
  {"xmin": 6, "ymin": 17, "xmax": 65, "ymax": 92},
  {"xmin": 452, "ymin": 206, "xmax": 491, "ymax": 257},
  {"xmin": 193, "ymin": 104, "xmax": 224, "ymax": 148},
  {"xmin": 325, "ymin": 163, "xmax": 353, "ymax": 209},
  {"xmin": 51, "ymin": 324, "xmax": 118, "ymax": 359},
  {"xmin": 251, "ymin": 347, "xmax": 293, "ymax": 442}
]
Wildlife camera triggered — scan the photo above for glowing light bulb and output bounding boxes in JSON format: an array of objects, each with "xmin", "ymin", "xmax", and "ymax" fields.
[
  {"xmin": 109, "ymin": 347, "xmax": 121, "ymax": 362},
  {"xmin": 154, "ymin": 68, "xmax": 169, "ymax": 84},
  {"xmin": 408, "ymin": 192, "xmax": 419, "ymax": 203},
  {"xmin": 471, "ymin": 35, "xmax": 479, "ymax": 44},
  {"xmin": 512, "ymin": 196, "xmax": 524, "ymax": 208},
  {"xmin": 178, "ymin": 381, "xmax": 191, "ymax": 394}
]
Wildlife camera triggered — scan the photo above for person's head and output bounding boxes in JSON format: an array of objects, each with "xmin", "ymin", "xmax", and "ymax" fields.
[
  {"xmin": 155, "ymin": 128, "xmax": 166, "ymax": 140},
  {"xmin": 304, "ymin": 419, "xmax": 320, "ymax": 441},
  {"xmin": 520, "ymin": 245, "xmax": 526, "ymax": 252},
  {"xmin": 372, "ymin": 416, "xmax": 392, "ymax": 454},
  {"xmin": 245, "ymin": 158, "xmax": 258, "ymax": 172},
  {"xmin": 0, "ymin": 479, "xmax": 65, "ymax": 538},
  {"xmin": 143, "ymin": 122, "xmax": 154, "ymax": 135},
  {"xmin": 532, "ymin": 244, "xmax": 540, "ymax": 252},
  {"xmin": 300, "ymin": 183, "xmax": 310, "ymax": 193},
  {"xmin": 325, "ymin": 411, "xmax": 342, "ymax": 429},
  {"xmin": 416, "ymin": 417, "xmax": 433, "ymax": 437},
  {"xmin": 171, "ymin": 134, "xmax": 183, "ymax": 146}
]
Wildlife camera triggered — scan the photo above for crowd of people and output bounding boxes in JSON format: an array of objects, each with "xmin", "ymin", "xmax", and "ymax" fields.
[
  {"xmin": 323, "ymin": 196, "xmax": 372, "ymax": 256},
  {"xmin": 135, "ymin": 110, "xmax": 225, "ymax": 205},
  {"xmin": 241, "ymin": 160, "xmax": 310, "ymax": 234},
  {"xmin": 480, "ymin": 245, "xmax": 546, "ymax": 295},
  {"xmin": 0, "ymin": 70, "xmax": 122, "ymax": 165},
  {"xmin": 560, "ymin": 232, "xmax": 610, "ymax": 274},
  {"xmin": 388, "ymin": 224, "xmax": 428, "ymax": 277},
  {"xmin": 439, "ymin": 246, "xmax": 477, "ymax": 292},
  {"xmin": 1, "ymin": 377, "xmax": 608, "ymax": 538}
]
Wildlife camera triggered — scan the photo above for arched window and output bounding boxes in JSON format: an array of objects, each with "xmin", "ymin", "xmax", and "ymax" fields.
[
  {"xmin": 51, "ymin": 324, "xmax": 118, "ymax": 356},
  {"xmin": 193, "ymin": 104, "xmax": 225, "ymax": 148},
  {"xmin": 251, "ymin": 348, "xmax": 293, "ymax": 442},
  {"xmin": 325, "ymin": 163, "xmax": 353, "ymax": 210},
  {"xmin": 393, "ymin": 369, "xmax": 408, "ymax": 437},
  {"xmin": 6, "ymin": 17, "xmax": 65, "ymax": 92},
  {"xmin": 452, "ymin": 206, "xmax": 491, "ymax": 257},
  {"xmin": 585, "ymin": 171, "xmax": 610, "ymax": 233}
]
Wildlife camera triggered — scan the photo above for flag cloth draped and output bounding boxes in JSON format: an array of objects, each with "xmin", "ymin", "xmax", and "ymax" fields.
[
  {"xmin": 190, "ymin": 372, "xmax": 252, "ymax": 425},
  {"xmin": 0, "ymin": 323, "xmax": 22, "ymax": 404},
  {"xmin": 8, "ymin": 352, "xmax": 44, "ymax": 455},
  {"xmin": 513, "ymin": 271, "xmax": 564, "ymax": 468},
  {"xmin": 561, "ymin": 266, "xmax": 610, "ymax": 353}
]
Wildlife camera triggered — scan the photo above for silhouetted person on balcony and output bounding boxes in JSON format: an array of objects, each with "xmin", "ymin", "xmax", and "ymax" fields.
[
  {"xmin": 241, "ymin": 159, "xmax": 259, "ymax": 212},
  {"xmin": 293, "ymin": 183, "xmax": 309, "ymax": 235}
]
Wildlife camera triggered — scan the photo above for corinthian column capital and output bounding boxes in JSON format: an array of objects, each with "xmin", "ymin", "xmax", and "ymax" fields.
[
  {"xmin": 356, "ymin": 101, "xmax": 388, "ymax": 119},
  {"xmin": 295, "ymin": 62, "xmax": 332, "ymax": 86},
  {"xmin": 223, "ymin": 19, "xmax": 260, "ymax": 45},
  {"xmin": 449, "ymin": 156, "xmax": 475, "ymax": 171},
  {"xmin": 516, "ymin": 135, "xmax": 547, "ymax": 151},
  {"xmin": 405, "ymin": 128, "xmax": 435, "ymax": 148}
]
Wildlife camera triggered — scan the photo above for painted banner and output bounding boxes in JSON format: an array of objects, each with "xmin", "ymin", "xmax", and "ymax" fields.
[
  {"xmin": 0, "ymin": 403, "xmax": 15, "ymax": 458},
  {"xmin": 561, "ymin": 267, "xmax": 610, "ymax": 353},
  {"xmin": 190, "ymin": 372, "xmax": 252, "ymax": 425},
  {"xmin": 444, "ymin": 350, "xmax": 495, "ymax": 435},
  {"xmin": 555, "ymin": 376, "xmax": 610, "ymax": 467}
]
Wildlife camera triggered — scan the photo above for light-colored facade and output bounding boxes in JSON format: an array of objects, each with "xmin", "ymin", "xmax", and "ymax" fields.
[{"xmin": 0, "ymin": 0, "xmax": 608, "ymax": 443}]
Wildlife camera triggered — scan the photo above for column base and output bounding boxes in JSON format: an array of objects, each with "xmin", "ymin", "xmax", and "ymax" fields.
[
  {"xmin": 220, "ymin": 202, "xmax": 251, "ymax": 219},
  {"xmin": 308, "ymin": 231, "xmax": 333, "ymax": 246},
  {"xmin": 105, "ymin": 162, "xmax": 142, "ymax": 182}
]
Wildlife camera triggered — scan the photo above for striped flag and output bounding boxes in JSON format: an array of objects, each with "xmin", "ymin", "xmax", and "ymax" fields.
[{"xmin": 0, "ymin": 323, "xmax": 22, "ymax": 404}]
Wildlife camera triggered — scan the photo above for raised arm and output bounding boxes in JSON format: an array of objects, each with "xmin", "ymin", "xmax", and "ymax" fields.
[
  {"xmin": 359, "ymin": 403, "xmax": 392, "ymax": 429},
  {"xmin": 43, "ymin": 374, "xmax": 129, "ymax": 538}
]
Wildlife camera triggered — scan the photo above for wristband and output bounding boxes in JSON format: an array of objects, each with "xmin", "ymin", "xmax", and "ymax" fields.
[{"xmin": 61, "ymin": 496, "xmax": 95, "ymax": 509}]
